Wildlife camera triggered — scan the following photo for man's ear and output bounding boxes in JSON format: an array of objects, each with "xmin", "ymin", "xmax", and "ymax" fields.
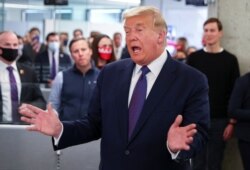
[
  {"xmin": 219, "ymin": 30, "xmax": 223, "ymax": 39},
  {"xmin": 158, "ymin": 31, "xmax": 166, "ymax": 44}
]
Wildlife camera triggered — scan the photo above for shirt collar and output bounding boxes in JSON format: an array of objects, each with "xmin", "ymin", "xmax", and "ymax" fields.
[
  {"xmin": 0, "ymin": 60, "xmax": 18, "ymax": 71},
  {"xmin": 203, "ymin": 47, "xmax": 224, "ymax": 53},
  {"xmin": 134, "ymin": 50, "xmax": 168, "ymax": 76}
]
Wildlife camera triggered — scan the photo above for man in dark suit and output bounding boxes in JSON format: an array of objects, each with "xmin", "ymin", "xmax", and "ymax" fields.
[
  {"xmin": 19, "ymin": 6, "xmax": 210, "ymax": 170},
  {"xmin": 34, "ymin": 32, "xmax": 72, "ymax": 87},
  {"xmin": 0, "ymin": 31, "xmax": 46, "ymax": 123},
  {"xmin": 18, "ymin": 27, "xmax": 46, "ymax": 66}
]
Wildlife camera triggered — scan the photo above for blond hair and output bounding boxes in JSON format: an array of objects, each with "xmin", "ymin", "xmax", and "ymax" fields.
[{"xmin": 122, "ymin": 6, "xmax": 167, "ymax": 33}]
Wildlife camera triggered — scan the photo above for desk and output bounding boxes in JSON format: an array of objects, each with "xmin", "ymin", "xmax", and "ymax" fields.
[{"xmin": 0, "ymin": 125, "xmax": 100, "ymax": 170}]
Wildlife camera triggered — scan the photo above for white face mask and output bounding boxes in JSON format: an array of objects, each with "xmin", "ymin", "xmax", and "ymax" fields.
[{"xmin": 48, "ymin": 42, "xmax": 60, "ymax": 52}]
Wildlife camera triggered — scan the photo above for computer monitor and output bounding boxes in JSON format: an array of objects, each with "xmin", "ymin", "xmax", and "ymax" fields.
[{"xmin": 44, "ymin": 0, "xmax": 68, "ymax": 5}]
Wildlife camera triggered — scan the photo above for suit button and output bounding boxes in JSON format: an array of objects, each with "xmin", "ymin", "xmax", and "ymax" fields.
[{"xmin": 124, "ymin": 150, "xmax": 130, "ymax": 155}]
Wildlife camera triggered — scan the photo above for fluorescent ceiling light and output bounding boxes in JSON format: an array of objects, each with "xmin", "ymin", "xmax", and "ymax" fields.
[
  {"xmin": 90, "ymin": 9, "xmax": 122, "ymax": 13},
  {"xmin": 4, "ymin": 3, "xmax": 46, "ymax": 9},
  {"xmin": 107, "ymin": 0, "xmax": 140, "ymax": 5}
]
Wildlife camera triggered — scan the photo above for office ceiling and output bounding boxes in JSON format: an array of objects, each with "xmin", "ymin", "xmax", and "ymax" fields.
[
  {"xmin": 3, "ymin": 0, "xmax": 139, "ymax": 9},
  {"xmin": 2, "ymin": 0, "xmax": 206, "ymax": 10}
]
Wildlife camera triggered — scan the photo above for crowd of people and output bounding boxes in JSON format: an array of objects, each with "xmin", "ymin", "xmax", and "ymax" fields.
[
  {"xmin": 0, "ymin": 5, "xmax": 248, "ymax": 170},
  {"xmin": 0, "ymin": 27, "xmax": 129, "ymax": 124}
]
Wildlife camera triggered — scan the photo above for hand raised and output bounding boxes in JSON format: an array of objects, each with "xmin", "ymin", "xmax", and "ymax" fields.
[
  {"xmin": 19, "ymin": 103, "xmax": 62, "ymax": 138},
  {"xmin": 167, "ymin": 115, "xmax": 197, "ymax": 153}
]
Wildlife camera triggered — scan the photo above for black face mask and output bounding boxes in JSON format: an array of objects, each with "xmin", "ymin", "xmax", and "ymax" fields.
[{"xmin": 0, "ymin": 47, "xmax": 18, "ymax": 62}]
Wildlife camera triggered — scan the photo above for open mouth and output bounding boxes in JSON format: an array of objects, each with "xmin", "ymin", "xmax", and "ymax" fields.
[{"xmin": 131, "ymin": 46, "xmax": 142, "ymax": 54}]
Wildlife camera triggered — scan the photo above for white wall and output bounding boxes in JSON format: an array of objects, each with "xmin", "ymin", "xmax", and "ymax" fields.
[
  {"xmin": 45, "ymin": 19, "xmax": 124, "ymax": 41},
  {"xmin": 143, "ymin": 0, "xmax": 208, "ymax": 48},
  {"xmin": 208, "ymin": 0, "xmax": 250, "ymax": 75},
  {"xmin": 165, "ymin": 8, "xmax": 207, "ymax": 48}
]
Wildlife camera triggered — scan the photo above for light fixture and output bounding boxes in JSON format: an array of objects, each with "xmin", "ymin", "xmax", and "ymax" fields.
[
  {"xmin": 107, "ymin": 0, "xmax": 141, "ymax": 5},
  {"xmin": 4, "ymin": 3, "xmax": 48, "ymax": 9}
]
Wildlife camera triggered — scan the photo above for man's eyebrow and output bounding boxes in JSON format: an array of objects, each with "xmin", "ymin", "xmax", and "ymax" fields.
[
  {"xmin": 135, "ymin": 23, "xmax": 144, "ymax": 27},
  {"xmin": 124, "ymin": 23, "xmax": 145, "ymax": 28}
]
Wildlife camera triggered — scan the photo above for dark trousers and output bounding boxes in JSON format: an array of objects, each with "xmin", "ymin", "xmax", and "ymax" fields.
[
  {"xmin": 238, "ymin": 139, "xmax": 250, "ymax": 170},
  {"xmin": 192, "ymin": 119, "xmax": 227, "ymax": 170}
]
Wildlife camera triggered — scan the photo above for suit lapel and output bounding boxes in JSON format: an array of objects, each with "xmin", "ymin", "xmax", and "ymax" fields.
[
  {"xmin": 16, "ymin": 64, "xmax": 26, "ymax": 100},
  {"xmin": 116, "ymin": 60, "xmax": 135, "ymax": 143},
  {"xmin": 17, "ymin": 64, "xmax": 24, "ymax": 81},
  {"xmin": 58, "ymin": 52, "xmax": 64, "ymax": 65},
  {"xmin": 129, "ymin": 56, "xmax": 177, "ymax": 142}
]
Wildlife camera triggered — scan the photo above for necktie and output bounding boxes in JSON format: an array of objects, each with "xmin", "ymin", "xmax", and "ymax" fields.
[
  {"xmin": 6, "ymin": 66, "xmax": 19, "ymax": 122},
  {"xmin": 51, "ymin": 52, "xmax": 56, "ymax": 79},
  {"xmin": 128, "ymin": 66, "xmax": 150, "ymax": 138}
]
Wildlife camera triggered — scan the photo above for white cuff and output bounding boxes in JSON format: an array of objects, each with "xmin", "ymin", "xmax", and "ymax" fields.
[
  {"xmin": 53, "ymin": 122, "xmax": 64, "ymax": 146},
  {"xmin": 166, "ymin": 140, "xmax": 180, "ymax": 159}
]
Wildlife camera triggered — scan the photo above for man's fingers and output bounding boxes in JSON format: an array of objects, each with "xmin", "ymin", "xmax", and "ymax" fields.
[
  {"xmin": 186, "ymin": 136, "xmax": 194, "ymax": 144},
  {"xmin": 21, "ymin": 116, "xmax": 36, "ymax": 124},
  {"xmin": 172, "ymin": 115, "xmax": 183, "ymax": 128},
  {"xmin": 26, "ymin": 125, "xmax": 38, "ymax": 131},
  {"xmin": 27, "ymin": 104, "xmax": 45, "ymax": 114},
  {"xmin": 187, "ymin": 129, "xmax": 197, "ymax": 137},
  {"xmin": 182, "ymin": 144, "xmax": 190, "ymax": 151},
  {"xmin": 19, "ymin": 107, "xmax": 37, "ymax": 119},
  {"xmin": 47, "ymin": 103, "xmax": 54, "ymax": 114},
  {"xmin": 184, "ymin": 123, "xmax": 196, "ymax": 131}
]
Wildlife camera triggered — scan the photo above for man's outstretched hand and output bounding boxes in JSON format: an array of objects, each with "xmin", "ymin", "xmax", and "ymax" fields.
[
  {"xmin": 167, "ymin": 115, "xmax": 197, "ymax": 153},
  {"xmin": 19, "ymin": 103, "xmax": 62, "ymax": 138}
]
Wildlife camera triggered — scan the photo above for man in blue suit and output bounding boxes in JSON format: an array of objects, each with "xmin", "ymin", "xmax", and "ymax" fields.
[
  {"xmin": 19, "ymin": 6, "xmax": 210, "ymax": 170},
  {"xmin": 34, "ymin": 32, "xmax": 72, "ymax": 87}
]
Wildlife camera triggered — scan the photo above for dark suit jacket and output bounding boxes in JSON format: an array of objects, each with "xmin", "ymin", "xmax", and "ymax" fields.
[
  {"xmin": 34, "ymin": 50, "xmax": 72, "ymax": 84},
  {"xmin": 0, "ymin": 63, "xmax": 46, "ymax": 122},
  {"xmin": 54, "ymin": 56, "xmax": 210, "ymax": 170},
  {"xmin": 19, "ymin": 43, "xmax": 46, "ymax": 66},
  {"xmin": 229, "ymin": 73, "xmax": 250, "ymax": 142}
]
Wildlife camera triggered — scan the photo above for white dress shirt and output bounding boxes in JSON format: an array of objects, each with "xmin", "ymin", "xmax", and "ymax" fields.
[
  {"xmin": 128, "ymin": 51, "xmax": 179, "ymax": 159},
  {"xmin": 0, "ymin": 61, "xmax": 21, "ymax": 122},
  {"xmin": 128, "ymin": 50, "xmax": 167, "ymax": 106}
]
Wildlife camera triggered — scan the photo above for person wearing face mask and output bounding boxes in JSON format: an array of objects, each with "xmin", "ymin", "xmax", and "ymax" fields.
[
  {"xmin": 0, "ymin": 31, "xmax": 46, "ymax": 124},
  {"xmin": 18, "ymin": 27, "xmax": 46, "ymax": 66},
  {"xmin": 34, "ymin": 32, "xmax": 72, "ymax": 88},
  {"xmin": 59, "ymin": 32, "xmax": 69, "ymax": 55},
  {"xmin": 49, "ymin": 37, "xmax": 100, "ymax": 121},
  {"xmin": 91, "ymin": 34, "xmax": 116, "ymax": 69}
]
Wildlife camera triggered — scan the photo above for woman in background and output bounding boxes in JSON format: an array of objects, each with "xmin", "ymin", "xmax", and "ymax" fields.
[{"xmin": 91, "ymin": 34, "xmax": 116, "ymax": 69}]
